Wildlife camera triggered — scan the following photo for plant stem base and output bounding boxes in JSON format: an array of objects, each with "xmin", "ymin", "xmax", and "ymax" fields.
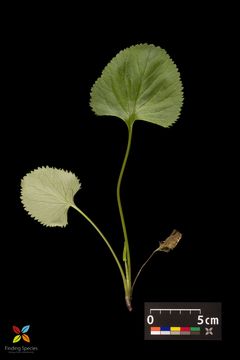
[{"xmin": 125, "ymin": 296, "xmax": 132, "ymax": 312}]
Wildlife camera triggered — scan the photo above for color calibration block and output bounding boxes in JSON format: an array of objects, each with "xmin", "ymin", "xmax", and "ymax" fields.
[{"xmin": 144, "ymin": 302, "xmax": 221, "ymax": 340}]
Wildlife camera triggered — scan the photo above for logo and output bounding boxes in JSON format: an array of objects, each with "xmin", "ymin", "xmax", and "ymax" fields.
[
  {"xmin": 2, "ymin": 323, "xmax": 38, "ymax": 354},
  {"xmin": 12, "ymin": 325, "xmax": 30, "ymax": 343}
]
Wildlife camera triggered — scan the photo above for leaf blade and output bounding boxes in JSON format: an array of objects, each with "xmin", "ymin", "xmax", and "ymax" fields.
[
  {"xmin": 21, "ymin": 167, "xmax": 81, "ymax": 227},
  {"xmin": 90, "ymin": 44, "xmax": 183, "ymax": 128}
]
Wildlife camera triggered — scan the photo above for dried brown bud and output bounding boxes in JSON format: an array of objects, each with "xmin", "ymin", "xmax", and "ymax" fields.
[{"xmin": 158, "ymin": 229, "xmax": 182, "ymax": 252}]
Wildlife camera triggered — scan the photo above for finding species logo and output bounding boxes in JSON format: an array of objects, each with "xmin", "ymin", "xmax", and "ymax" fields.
[{"xmin": 12, "ymin": 325, "xmax": 30, "ymax": 343}]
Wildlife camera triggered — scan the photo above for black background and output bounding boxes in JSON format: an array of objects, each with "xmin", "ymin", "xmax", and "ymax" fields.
[{"xmin": 1, "ymin": 3, "xmax": 231, "ymax": 357}]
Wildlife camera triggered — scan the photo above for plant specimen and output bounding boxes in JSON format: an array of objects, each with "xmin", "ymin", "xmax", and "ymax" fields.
[{"xmin": 20, "ymin": 44, "xmax": 183, "ymax": 311}]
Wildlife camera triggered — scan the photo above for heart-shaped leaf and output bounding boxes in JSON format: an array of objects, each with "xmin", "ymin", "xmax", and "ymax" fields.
[
  {"xmin": 13, "ymin": 335, "xmax": 21, "ymax": 343},
  {"xmin": 21, "ymin": 167, "xmax": 81, "ymax": 227},
  {"xmin": 90, "ymin": 44, "xmax": 183, "ymax": 128}
]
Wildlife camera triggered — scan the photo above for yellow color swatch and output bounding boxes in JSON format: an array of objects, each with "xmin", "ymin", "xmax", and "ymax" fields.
[{"xmin": 171, "ymin": 327, "xmax": 181, "ymax": 331}]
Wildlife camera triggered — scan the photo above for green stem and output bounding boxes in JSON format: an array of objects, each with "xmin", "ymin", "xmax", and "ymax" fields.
[
  {"xmin": 116, "ymin": 122, "xmax": 133, "ymax": 298},
  {"xmin": 71, "ymin": 204, "xmax": 127, "ymax": 293}
]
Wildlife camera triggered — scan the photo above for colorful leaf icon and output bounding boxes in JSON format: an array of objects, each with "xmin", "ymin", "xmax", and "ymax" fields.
[
  {"xmin": 13, "ymin": 326, "xmax": 21, "ymax": 334},
  {"xmin": 13, "ymin": 335, "xmax": 21, "ymax": 343},
  {"xmin": 21, "ymin": 325, "xmax": 30, "ymax": 333},
  {"xmin": 22, "ymin": 334, "xmax": 30, "ymax": 343}
]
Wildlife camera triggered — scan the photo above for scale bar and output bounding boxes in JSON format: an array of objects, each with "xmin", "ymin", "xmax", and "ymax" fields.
[{"xmin": 150, "ymin": 308, "xmax": 201, "ymax": 313}]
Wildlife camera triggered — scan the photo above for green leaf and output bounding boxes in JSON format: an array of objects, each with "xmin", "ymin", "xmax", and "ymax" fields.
[
  {"xmin": 21, "ymin": 167, "xmax": 81, "ymax": 227},
  {"xmin": 90, "ymin": 44, "xmax": 183, "ymax": 128}
]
